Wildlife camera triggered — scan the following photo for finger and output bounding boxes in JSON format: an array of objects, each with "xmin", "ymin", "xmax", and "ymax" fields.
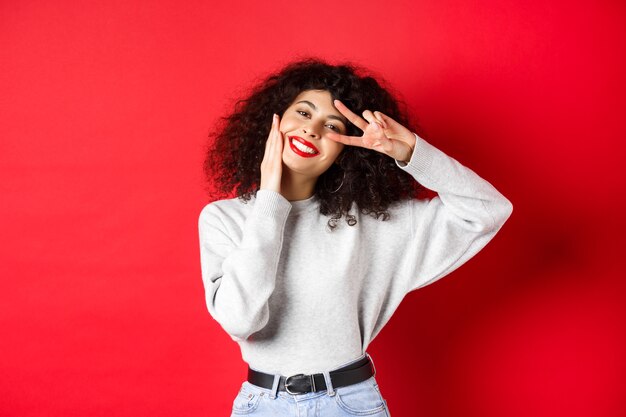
[
  {"xmin": 333, "ymin": 99, "xmax": 368, "ymax": 132},
  {"xmin": 273, "ymin": 116, "xmax": 284, "ymax": 158},
  {"xmin": 263, "ymin": 117, "xmax": 273, "ymax": 155},
  {"xmin": 362, "ymin": 110, "xmax": 380, "ymax": 126},
  {"xmin": 373, "ymin": 112, "xmax": 387, "ymax": 128},
  {"xmin": 326, "ymin": 131, "xmax": 369, "ymax": 147},
  {"xmin": 328, "ymin": 127, "xmax": 391, "ymax": 152},
  {"xmin": 266, "ymin": 114, "xmax": 278, "ymax": 156},
  {"xmin": 275, "ymin": 128, "xmax": 285, "ymax": 157},
  {"xmin": 368, "ymin": 121, "xmax": 392, "ymax": 147},
  {"xmin": 373, "ymin": 111, "xmax": 397, "ymax": 129}
]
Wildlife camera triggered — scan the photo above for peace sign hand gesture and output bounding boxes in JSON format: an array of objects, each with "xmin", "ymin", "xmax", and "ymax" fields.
[{"xmin": 326, "ymin": 99, "xmax": 417, "ymax": 164}]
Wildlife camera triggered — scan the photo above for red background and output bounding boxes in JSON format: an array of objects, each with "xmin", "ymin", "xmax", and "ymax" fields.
[{"xmin": 1, "ymin": 1, "xmax": 625, "ymax": 416}]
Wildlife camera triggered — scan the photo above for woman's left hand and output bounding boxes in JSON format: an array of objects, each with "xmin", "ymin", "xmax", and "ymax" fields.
[{"xmin": 326, "ymin": 99, "xmax": 417, "ymax": 164}]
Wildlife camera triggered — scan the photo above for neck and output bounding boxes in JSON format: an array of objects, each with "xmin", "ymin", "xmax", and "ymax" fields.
[{"xmin": 280, "ymin": 168, "xmax": 317, "ymax": 201}]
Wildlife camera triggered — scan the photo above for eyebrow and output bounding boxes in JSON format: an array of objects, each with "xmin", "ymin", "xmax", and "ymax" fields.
[{"xmin": 296, "ymin": 100, "xmax": 348, "ymax": 125}]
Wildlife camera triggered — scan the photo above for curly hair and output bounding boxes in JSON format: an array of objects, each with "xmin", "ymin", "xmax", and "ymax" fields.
[{"xmin": 203, "ymin": 57, "xmax": 425, "ymax": 230}]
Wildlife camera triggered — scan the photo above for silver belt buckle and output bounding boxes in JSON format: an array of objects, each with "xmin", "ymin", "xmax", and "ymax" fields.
[{"xmin": 284, "ymin": 373, "xmax": 316, "ymax": 394}]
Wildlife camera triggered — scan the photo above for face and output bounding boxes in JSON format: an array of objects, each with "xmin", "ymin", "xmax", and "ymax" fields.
[{"xmin": 279, "ymin": 89, "xmax": 348, "ymax": 179}]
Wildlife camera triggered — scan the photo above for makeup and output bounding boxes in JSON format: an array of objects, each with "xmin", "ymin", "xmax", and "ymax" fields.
[{"xmin": 289, "ymin": 136, "xmax": 319, "ymax": 158}]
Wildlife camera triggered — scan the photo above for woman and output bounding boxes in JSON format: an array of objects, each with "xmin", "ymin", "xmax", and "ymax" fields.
[{"xmin": 198, "ymin": 58, "xmax": 513, "ymax": 416}]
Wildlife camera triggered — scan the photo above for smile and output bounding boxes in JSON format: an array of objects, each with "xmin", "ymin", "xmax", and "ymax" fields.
[{"xmin": 289, "ymin": 136, "xmax": 319, "ymax": 157}]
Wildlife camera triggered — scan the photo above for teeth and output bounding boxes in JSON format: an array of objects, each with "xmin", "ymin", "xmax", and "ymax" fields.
[{"xmin": 292, "ymin": 139, "xmax": 317, "ymax": 154}]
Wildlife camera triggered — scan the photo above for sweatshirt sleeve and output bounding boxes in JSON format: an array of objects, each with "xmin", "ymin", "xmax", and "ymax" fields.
[
  {"xmin": 198, "ymin": 190, "xmax": 292, "ymax": 341},
  {"xmin": 396, "ymin": 133, "xmax": 514, "ymax": 293}
]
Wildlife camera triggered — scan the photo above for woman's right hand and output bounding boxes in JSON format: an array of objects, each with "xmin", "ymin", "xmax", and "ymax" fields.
[{"xmin": 259, "ymin": 114, "xmax": 284, "ymax": 194}]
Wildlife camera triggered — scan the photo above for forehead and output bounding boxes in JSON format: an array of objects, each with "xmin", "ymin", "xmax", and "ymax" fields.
[{"xmin": 291, "ymin": 89, "xmax": 334, "ymax": 107}]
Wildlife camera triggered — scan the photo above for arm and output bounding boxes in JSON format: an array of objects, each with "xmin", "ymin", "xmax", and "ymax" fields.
[
  {"xmin": 397, "ymin": 133, "xmax": 513, "ymax": 292},
  {"xmin": 200, "ymin": 113, "xmax": 291, "ymax": 341},
  {"xmin": 198, "ymin": 190, "xmax": 291, "ymax": 341},
  {"xmin": 325, "ymin": 102, "xmax": 513, "ymax": 293}
]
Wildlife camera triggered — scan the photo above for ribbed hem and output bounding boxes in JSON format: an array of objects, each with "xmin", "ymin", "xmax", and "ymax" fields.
[
  {"xmin": 254, "ymin": 189, "xmax": 292, "ymax": 218},
  {"xmin": 395, "ymin": 132, "xmax": 435, "ymax": 175}
]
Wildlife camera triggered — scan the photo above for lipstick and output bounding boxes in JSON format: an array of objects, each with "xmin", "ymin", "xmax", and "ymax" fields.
[{"xmin": 289, "ymin": 136, "xmax": 319, "ymax": 158}]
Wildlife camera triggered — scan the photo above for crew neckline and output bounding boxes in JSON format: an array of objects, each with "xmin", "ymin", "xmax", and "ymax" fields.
[{"xmin": 288, "ymin": 193, "xmax": 320, "ymax": 215}]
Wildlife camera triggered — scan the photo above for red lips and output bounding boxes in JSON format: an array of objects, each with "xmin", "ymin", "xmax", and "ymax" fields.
[{"xmin": 289, "ymin": 136, "xmax": 319, "ymax": 157}]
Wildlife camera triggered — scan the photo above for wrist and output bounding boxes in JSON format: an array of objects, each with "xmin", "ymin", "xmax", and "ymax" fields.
[{"xmin": 401, "ymin": 141, "xmax": 414, "ymax": 164}]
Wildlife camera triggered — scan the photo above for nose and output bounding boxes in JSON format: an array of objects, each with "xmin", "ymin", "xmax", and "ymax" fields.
[{"xmin": 302, "ymin": 124, "xmax": 320, "ymax": 139}]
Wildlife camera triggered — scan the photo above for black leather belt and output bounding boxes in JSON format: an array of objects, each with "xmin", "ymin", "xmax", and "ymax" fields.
[{"xmin": 247, "ymin": 354, "xmax": 375, "ymax": 395}]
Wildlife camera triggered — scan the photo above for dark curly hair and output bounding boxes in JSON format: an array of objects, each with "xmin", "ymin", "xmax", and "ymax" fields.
[{"xmin": 203, "ymin": 57, "xmax": 425, "ymax": 230}]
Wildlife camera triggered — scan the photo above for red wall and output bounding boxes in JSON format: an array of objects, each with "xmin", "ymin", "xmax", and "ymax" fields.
[{"xmin": 1, "ymin": 1, "xmax": 624, "ymax": 416}]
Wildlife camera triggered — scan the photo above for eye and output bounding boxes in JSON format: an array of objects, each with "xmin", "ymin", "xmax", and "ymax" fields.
[
  {"xmin": 326, "ymin": 124, "xmax": 339, "ymax": 131},
  {"xmin": 297, "ymin": 110, "xmax": 309, "ymax": 117}
]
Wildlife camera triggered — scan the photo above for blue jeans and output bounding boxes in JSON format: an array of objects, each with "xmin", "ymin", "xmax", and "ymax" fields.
[{"xmin": 230, "ymin": 354, "xmax": 391, "ymax": 416}]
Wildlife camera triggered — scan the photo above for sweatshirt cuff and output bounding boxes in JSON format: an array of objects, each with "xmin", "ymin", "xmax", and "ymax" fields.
[
  {"xmin": 254, "ymin": 189, "xmax": 292, "ymax": 218},
  {"xmin": 395, "ymin": 132, "xmax": 435, "ymax": 175}
]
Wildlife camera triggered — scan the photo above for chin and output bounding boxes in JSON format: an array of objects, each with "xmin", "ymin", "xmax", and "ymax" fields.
[
  {"xmin": 282, "ymin": 150, "xmax": 332, "ymax": 177},
  {"xmin": 282, "ymin": 161, "xmax": 324, "ymax": 179},
  {"xmin": 283, "ymin": 163, "xmax": 314, "ymax": 177}
]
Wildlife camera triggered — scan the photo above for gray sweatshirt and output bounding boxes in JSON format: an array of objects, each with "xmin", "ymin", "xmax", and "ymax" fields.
[{"xmin": 198, "ymin": 133, "xmax": 513, "ymax": 376}]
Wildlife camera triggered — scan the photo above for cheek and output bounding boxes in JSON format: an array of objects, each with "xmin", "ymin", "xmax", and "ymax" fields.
[
  {"xmin": 279, "ymin": 114, "xmax": 295, "ymax": 131},
  {"xmin": 329, "ymin": 143, "xmax": 345, "ymax": 159}
]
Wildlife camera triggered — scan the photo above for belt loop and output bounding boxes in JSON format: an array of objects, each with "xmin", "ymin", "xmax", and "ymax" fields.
[
  {"xmin": 269, "ymin": 374, "xmax": 280, "ymax": 399},
  {"xmin": 366, "ymin": 352, "xmax": 377, "ymax": 377},
  {"xmin": 322, "ymin": 371, "xmax": 335, "ymax": 397}
]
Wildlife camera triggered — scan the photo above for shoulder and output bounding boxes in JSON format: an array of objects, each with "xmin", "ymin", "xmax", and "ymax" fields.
[
  {"xmin": 370, "ymin": 196, "xmax": 429, "ymax": 217},
  {"xmin": 198, "ymin": 195, "xmax": 254, "ymax": 229}
]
